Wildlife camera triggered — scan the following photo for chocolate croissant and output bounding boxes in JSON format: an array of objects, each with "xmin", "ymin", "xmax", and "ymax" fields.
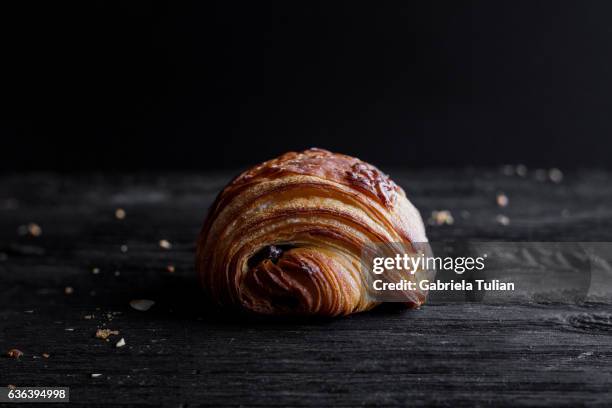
[{"xmin": 196, "ymin": 148, "xmax": 429, "ymax": 316}]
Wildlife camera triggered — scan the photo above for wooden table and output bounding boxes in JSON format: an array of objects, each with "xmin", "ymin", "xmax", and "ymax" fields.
[{"xmin": 1, "ymin": 169, "xmax": 611, "ymax": 406}]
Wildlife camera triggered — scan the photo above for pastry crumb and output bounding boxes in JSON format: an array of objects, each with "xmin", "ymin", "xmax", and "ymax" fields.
[
  {"xmin": 64, "ymin": 286, "xmax": 74, "ymax": 295},
  {"xmin": 116, "ymin": 338, "xmax": 126, "ymax": 348},
  {"xmin": 549, "ymin": 168, "xmax": 563, "ymax": 183},
  {"xmin": 17, "ymin": 223, "xmax": 42, "ymax": 237},
  {"xmin": 496, "ymin": 193, "xmax": 509, "ymax": 208},
  {"xmin": 7, "ymin": 349, "xmax": 23, "ymax": 359},
  {"xmin": 95, "ymin": 328, "xmax": 119, "ymax": 340},
  {"xmin": 115, "ymin": 208, "xmax": 126, "ymax": 220},
  {"xmin": 130, "ymin": 299, "xmax": 155, "ymax": 312},
  {"xmin": 28, "ymin": 223, "xmax": 42, "ymax": 237},
  {"xmin": 166, "ymin": 265, "xmax": 176, "ymax": 273},
  {"xmin": 159, "ymin": 239, "xmax": 172, "ymax": 249},
  {"xmin": 428, "ymin": 210, "xmax": 454, "ymax": 226},
  {"xmin": 496, "ymin": 214, "xmax": 510, "ymax": 226}
]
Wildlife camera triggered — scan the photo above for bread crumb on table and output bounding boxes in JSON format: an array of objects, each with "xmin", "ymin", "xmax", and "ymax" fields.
[
  {"xmin": 130, "ymin": 299, "xmax": 155, "ymax": 312},
  {"xmin": 17, "ymin": 223, "xmax": 42, "ymax": 237},
  {"xmin": 496, "ymin": 214, "xmax": 510, "ymax": 226},
  {"xmin": 95, "ymin": 329, "xmax": 119, "ymax": 340},
  {"xmin": 7, "ymin": 349, "xmax": 23, "ymax": 359},
  {"xmin": 496, "ymin": 193, "xmax": 509, "ymax": 207},
  {"xmin": 115, "ymin": 208, "xmax": 126, "ymax": 220},
  {"xmin": 428, "ymin": 210, "xmax": 454, "ymax": 226}
]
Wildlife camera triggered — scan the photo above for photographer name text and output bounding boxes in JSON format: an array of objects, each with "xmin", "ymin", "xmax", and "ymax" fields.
[{"xmin": 372, "ymin": 279, "xmax": 514, "ymax": 292}]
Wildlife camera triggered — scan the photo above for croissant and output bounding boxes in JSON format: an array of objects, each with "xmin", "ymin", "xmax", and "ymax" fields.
[{"xmin": 196, "ymin": 148, "xmax": 430, "ymax": 316}]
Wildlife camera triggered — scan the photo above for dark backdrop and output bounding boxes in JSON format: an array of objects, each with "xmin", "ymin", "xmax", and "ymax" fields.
[{"xmin": 2, "ymin": 1, "xmax": 612, "ymax": 171}]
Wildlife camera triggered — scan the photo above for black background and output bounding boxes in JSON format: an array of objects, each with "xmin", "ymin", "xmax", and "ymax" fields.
[{"xmin": 2, "ymin": 1, "xmax": 612, "ymax": 171}]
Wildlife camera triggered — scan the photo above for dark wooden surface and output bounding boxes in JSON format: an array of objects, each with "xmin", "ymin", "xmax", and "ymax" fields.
[{"xmin": 1, "ymin": 169, "xmax": 612, "ymax": 407}]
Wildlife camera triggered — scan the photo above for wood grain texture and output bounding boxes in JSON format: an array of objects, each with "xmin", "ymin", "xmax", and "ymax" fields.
[{"xmin": 1, "ymin": 169, "xmax": 612, "ymax": 407}]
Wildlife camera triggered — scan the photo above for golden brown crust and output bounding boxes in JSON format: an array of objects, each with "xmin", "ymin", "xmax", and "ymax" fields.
[
  {"xmin": 196, "ymin": 148, "xmax": 429, "ymax": 316},
  {"xmin": 232, "ymin": 148, "xmax": 400, "ymax": 208}
]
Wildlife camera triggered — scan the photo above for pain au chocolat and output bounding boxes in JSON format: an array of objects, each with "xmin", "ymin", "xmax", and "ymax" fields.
[{"xmin": 196, "ymin": 148, "xmax": 429, "ymax": 316}]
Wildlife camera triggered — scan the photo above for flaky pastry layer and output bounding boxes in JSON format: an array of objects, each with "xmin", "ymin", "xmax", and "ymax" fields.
[{"xmin": 196, "ymin": 148, "xmax": 429, "ymax": 316}]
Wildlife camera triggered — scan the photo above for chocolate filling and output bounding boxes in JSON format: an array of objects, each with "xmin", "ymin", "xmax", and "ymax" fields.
[{"xmin": 248, "ymin": 244, "xmax": 295, "ymax": 267}]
